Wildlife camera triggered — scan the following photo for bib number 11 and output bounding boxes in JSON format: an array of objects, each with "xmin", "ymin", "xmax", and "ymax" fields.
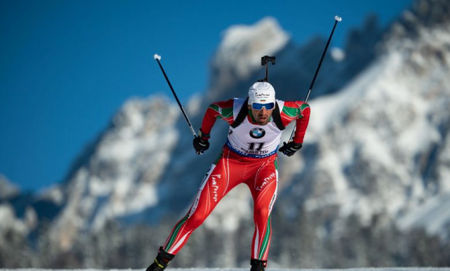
[{"xmin": 248, "ymin": 142, "xmax": 264, "ymax": 151}]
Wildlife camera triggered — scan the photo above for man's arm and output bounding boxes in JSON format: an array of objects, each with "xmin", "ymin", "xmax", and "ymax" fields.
[
  {"xmin": 200, "ymin": 99, "xmax": 234, "ymax": 137},
  {"xmin": 281, "ymin": 101, "xmax": 310, "ymax": 143},
  {"xmin": 193, "ymin": 99, "xmax": 234, "ymax": 154},
  {"xmin": 293, "ymin": 103, "xmax": 310, "ymax": 144},
  {"xmin": 279, "ymin": 101, "xmax": 310, "ymax": 156}
]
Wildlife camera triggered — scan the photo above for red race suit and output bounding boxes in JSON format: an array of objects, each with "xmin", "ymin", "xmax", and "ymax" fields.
[{"xmin": 162, "ymin": 98, "xmax": 310, "ymax": 261}]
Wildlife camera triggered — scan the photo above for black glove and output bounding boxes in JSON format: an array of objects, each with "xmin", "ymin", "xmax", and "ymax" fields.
[
  {"xmin": 279, "ymin": 141, "xmax": 302, "ymax": 156},
  {"xmin": 193, "ymin": 130, "xmax": 210, "ymax": 154}
]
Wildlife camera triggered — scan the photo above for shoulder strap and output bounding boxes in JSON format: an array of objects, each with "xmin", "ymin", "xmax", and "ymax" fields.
[
  {"xmin": 231, "ymin": 97, "xmax": 249, "ymax": 128},
  {"xmin": 272, "ymin": 102, "xmax": 285, "ymax": 130}
]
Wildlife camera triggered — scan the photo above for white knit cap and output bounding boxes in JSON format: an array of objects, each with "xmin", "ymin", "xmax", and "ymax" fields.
[{"xmin": 248, "ymin": 82, "xmax": 276, "ymax": 105}]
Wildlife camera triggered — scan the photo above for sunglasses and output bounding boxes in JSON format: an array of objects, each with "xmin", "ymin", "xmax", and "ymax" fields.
[{"xmin": 252, "ymin": 102, "xmax": 275, "ymax": 110}]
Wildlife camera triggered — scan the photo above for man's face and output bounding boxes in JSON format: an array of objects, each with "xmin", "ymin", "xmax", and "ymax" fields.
[{"xmin": 249, "ymin": 103, "xmax": 274, "ymax": 125}]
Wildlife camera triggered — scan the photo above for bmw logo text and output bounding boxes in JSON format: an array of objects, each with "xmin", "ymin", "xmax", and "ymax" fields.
[{"xmin": 249, "ymin": 128, "xmax": 266, "ymax": 139}]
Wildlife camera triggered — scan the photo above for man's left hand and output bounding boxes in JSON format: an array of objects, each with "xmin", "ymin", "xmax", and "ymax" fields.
[{"xmin": 279, "ymin": 141, "xmax": 302, "ymax": 156}]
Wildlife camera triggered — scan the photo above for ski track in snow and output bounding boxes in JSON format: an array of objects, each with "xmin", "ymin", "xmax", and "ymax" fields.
[{"xmin": 1, "ymin": 268, "xmax": 450, "ymax": 271}]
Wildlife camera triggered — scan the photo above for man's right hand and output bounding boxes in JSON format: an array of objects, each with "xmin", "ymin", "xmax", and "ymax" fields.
[{"xmin": 193, "ymin": 136, "xmax": 210, "ymax": 154}]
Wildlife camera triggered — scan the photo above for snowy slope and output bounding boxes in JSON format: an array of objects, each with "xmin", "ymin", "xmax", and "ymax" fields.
[{"xmin": 1, "ymin": 268, "xmax": 450, "ymax": 271}]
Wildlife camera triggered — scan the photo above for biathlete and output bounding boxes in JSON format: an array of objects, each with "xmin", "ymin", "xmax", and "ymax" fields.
[{"xmin": 146, "ymin": 81, "xmax": 310, "ymax": 271}]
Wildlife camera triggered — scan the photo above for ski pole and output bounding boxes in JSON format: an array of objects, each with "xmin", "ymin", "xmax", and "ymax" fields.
[
  {"xmin": 304, "ymin": 15, "xmax": 342, "ymax": 103},
  {"xmin": 154, "ymin": 54, "xmax": 197, "ymax": 138},
  {"xmin": 289, "ymin": 16, "xmax": 342, "ymax": 141}
]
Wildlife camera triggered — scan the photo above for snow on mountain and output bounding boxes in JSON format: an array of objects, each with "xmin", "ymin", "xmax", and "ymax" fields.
[
  {"xmin": 49, "ymin": 96, "xmax": 179, "ymax": 250},
  {"xmin": 0, "ymin": 204, "xmax": 28, "ymax": 234},
  {"xmin": 215, "ymin": 17, "xmax": 288, "ymax": 75},
  {"xmin": 0, "ymin": 175, "xmax": 35, "ymax": 237},
  {"xmin": 209, "ymin": 17, "xmax": 289, "ymax": 97},
  {"xmin": 0, "ymin": 174, "xmax": 19, "ymax": 199},
  {"xmin": 0, "ymin": 199, "xmax": 37, "ymax": 237},
  {"xmin": 279, "ymin": 0, "xmax": 450, "ymax": 237}
]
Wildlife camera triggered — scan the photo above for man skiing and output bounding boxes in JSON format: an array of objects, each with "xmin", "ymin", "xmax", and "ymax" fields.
[{"xmin": 146, "ymin": 81, "xmax": 310, "ymax": 271}]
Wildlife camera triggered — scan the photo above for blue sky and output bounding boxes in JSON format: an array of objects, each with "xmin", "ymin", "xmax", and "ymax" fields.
[{"xmin": 0, "ymin": 0, "xmax": 413, "ymax": 191}]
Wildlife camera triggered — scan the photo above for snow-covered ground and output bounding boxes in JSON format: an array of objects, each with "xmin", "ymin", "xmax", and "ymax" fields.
[{"xmin": 1, "ymin": 268, "xmax": 450, "ymax": 271}]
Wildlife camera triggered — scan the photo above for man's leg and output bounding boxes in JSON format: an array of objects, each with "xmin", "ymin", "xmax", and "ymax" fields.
[
  {"xmin": 147, "ymin": 151, "xmax": 240, "ymax": 270},
  {"xmin": 162, "ymin": 162, "xmax": 230, "ymax": 255},
  {"xmin": 249, "ymin": 161, "xmax": 278, "ymax": 271}
]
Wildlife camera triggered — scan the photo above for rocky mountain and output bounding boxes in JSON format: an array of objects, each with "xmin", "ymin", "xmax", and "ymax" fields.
[
  {"xmin": 281, "ymin": 11, "xmax": 450, "ymax": 235},
  {"xmin": 44, "ymin": 96, "xmax": 180, "ymax": 251},
  {"xmin": 1, "ymin": 0, "xmax": 449, "ymax": 268},
  {"xmin": 0, "ymin": 174, "xmax": 19, "ymax": 199}
]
